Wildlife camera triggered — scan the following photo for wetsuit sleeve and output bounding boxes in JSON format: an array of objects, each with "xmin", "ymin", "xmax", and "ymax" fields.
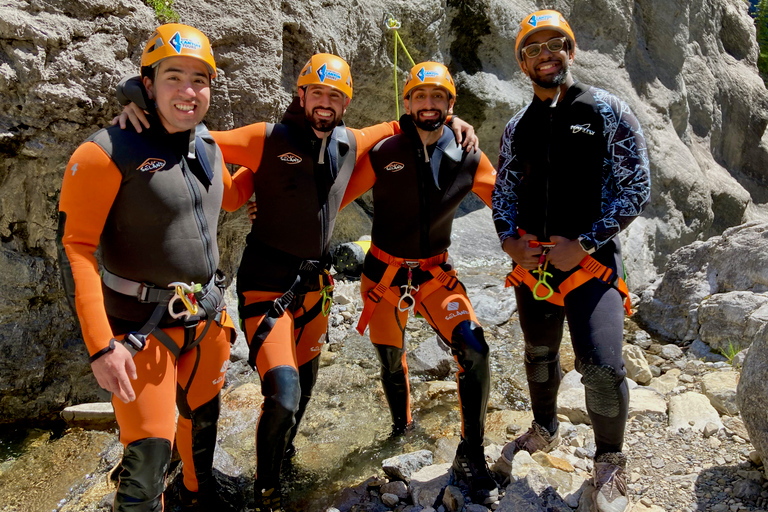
[
  {"xmin": 212, "ymin": 123, "xmax": 266, "ymax": 210},
  {"xmin": 492, "ymin": 108, "xmax": 527, "ymax": 243},
  {"xmin": 341, "ymin": 149, "xmax": 377, "ymax": 210},
  {"xmin": 582, "ymin": 92, "xmax": 651, "ymax": 249},
  {"xmin": 471, "ymin": 152, "xmax": 496, "ymax": 208},
  {"xmin": 350, "ymin": 121, "xmax": 400, "ymax": 159},
  {"xmin": 58, "ymin": 142, "xmax": 122, "ymax": 356},
  {"xmin": 220, "ymin": 162, "xmax": 246, "ymax": 212}
]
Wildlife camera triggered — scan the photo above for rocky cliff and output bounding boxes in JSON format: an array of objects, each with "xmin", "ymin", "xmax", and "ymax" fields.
[{"xmin": 1, "ymin": 0, "xmax": 767, "ymax": 422}]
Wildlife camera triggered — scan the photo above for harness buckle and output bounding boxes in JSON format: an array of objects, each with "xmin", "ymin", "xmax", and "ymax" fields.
[
  {"xmin": 367, "ymin": 288, "xmax": 383, "ymax": 304},
  {"xmin": 402, "ymin": 260, "xmax": 421, "ymax": 269},
  {"xmin": 273, "ymin": 291, "xmax": 294, "ymax": 317},
  {"xmin": 136, "ymin": 282, "xmax": 154, "ymax": 303},
  {"xmin": 123, "ymin": 333, "xmax": 147, "ymax": 353}
]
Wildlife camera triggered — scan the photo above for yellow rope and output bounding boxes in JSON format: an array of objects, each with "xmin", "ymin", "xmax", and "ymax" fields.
[{"xmin": 385, "ymin": 14, "xmax": 416, "ymax": 119}]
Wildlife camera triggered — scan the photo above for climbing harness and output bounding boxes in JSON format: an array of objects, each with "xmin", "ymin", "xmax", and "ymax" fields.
[
  {"xmin": 99, "ymin": 269, "xmax": 230, "ymax": 360},
  {"xmin": 504, "ymin": 239, "xmax": 632, "ymax": 315},
  {"xmin": 356, "ymin": 245, "xmax": 459, "ymax": 334},
  {"xmin": 384, "ymin": 14, "xmax": 416, "ymax": 118}
]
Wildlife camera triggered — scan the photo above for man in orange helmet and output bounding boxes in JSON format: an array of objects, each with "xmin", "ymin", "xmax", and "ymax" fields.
[
  {"xmin": 58, "ymin": 24, "xmax": 239, "ymax": 511},
  {"xmin": 341, "ymin": 62, "xmax": 499, "ymax": 506},
  {"xmin": 117, "ymin": 53, "xmax": 478, "ymax": 511},
  {"xmin": 493, "ymin": 10, "xmax": 651, "ymax": 512}
]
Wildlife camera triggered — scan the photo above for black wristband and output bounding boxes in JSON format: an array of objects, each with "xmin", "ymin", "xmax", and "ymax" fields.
[{"xmin": 88, "ymin": 338, "xmax": 117, "ymax": 363}]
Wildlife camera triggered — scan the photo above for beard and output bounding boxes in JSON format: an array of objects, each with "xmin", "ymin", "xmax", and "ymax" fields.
[
  {"xmin": 307, "ymin": 106, "xmax": 342, "ymax": 132},
  {"xmin": 531, "ymin": 60, "xmax": 569, "ymax": 89},
  {"xmin": 412, "ymin": 109, "xmax": 447, "ymax": 132}
]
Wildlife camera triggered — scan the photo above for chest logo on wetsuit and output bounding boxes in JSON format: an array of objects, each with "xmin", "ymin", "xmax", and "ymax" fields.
[
  {"xmin": 384, "ymin": 161, "xmax": 405, "ymax": 172},
  {"xmin": 278, "ymin": 152, "xmax": 302, "ymax": 164},
  {"xmin": 570, "ymin": 123, "xmax": 595, "ymax": 136},
  {"xmin": 137, "ymin": 158, "xmax": 166, "ymax": 173}
]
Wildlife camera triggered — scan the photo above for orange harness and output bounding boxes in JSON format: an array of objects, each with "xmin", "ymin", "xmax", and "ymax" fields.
[
  {"xmin": 356, "ymin": 245, "xmax": 459, "ymax": 334},
  {"xmin": 505, "ymin": 254, "xmax": 632, "ymax": 315}
]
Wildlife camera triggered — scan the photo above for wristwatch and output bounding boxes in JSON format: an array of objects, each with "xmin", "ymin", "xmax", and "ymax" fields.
[{"xmin": 578, "ymin": 235, "xmax": 596, "ymax": 254}]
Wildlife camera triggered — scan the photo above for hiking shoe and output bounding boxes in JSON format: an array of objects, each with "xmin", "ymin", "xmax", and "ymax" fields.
[
  {"xmin": 451, "ymin": 445, "xmax": 499, "ymax": 505},
  {"xmin": 592, "ymin": 452, "xmax": 630, "ymax": 512},
  {"xmin": 500, "ymin": 420, "xmax": 560, "ymax": 464},
  {"xmin": 253, "ymin": 486, "xmax": 283, "ymax": 512}
]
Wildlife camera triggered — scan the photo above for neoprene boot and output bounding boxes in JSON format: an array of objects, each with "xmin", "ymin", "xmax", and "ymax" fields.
[
  {"xmin": 256, "ymin": 366, "xmax": 300, "ymax": 486},
  {"xmin": 374, "ymin": 343, "xmax": 412, "ymax": 434},
  {"xmin": 284, "ymin": 357, "xmax": 319, "ymax": 458},
  {"xmin": 450, "ymin": 321, "xmax": 490, "ymax": 447},
  {"xmin": 113, "ymin": 438, "xmax": 171, "ymax": 512}
]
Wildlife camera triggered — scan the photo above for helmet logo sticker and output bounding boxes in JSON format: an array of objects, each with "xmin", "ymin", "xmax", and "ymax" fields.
[
  {"xmin": 137, "ymin": 158, "xmax": 166, "ymax": 173},
  {"xmin": 417, "ymin": 67, "xmax": 440, "ymax": 83},
  {"xmin": 170, "ymin": 31, "xmax": 202, "ymax": 54},
  {"xmin": 528, "ymin": 13, "xmax": 555, "ymax": 27},
  {"xmin": 384, "ymin": 162, "xmax": 405, "ymax": 172},
  {"xmin": 278, "ymin": 152, "xmax": 302, "ymax": 164},
  {"xmin": 317, "ymin": 63, "xmax": 342, "ymax": 83}
]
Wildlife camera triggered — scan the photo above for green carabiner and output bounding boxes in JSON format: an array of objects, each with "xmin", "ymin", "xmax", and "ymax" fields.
[
  {"xmin": 320, "ymin": 285, "xmax": 333, "ymax": 317},
  {"xmin": 531, "ymin": 270, "xmax": 555, "ymax": 301}
]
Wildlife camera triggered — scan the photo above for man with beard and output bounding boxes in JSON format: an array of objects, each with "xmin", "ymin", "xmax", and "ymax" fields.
[
  {"xmin": 118, "ymin": 53, "xmax": 477, "ymax": 511},
  {"xmin": 59, "ymin": 24, "xmax": 239, "ymax": 511},
  {"xmin": 492, "ymin": 10, "xmax": 650, "ymax": 512},
  {"xmin": 341, "ymin": 61, "xmax": 499, "ymax": 506}
]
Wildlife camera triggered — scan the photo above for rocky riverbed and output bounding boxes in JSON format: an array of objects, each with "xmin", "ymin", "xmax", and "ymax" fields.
[{"xmin": 0, "ymin": 266, "xmax": 763, "ymax": 512}]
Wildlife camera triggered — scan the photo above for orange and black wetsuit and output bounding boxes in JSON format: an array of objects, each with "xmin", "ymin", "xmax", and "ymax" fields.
[
  {"xmin": 341, "ymin": 114, "xmax": 496, "ymax": 452},
  {"xmin": 57, "ymin": 122, "xmax": 241, "ymax": 510},
  {"xmin": 211, "ymin": 97, "xmax": 401, "ymax": 494}
]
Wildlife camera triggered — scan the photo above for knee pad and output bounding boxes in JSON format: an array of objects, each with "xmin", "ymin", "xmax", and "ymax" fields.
[
  {"xmin": 450, "ymin": 321, "xmax": 489, "ymax": 372},
  {"xmin": 261, "ymin": 366, "xmax": 301, "ymax": 424},
  {"xmin": 115, "ymin": 438, "xmax": 171, "ymax": 511},
  {"xmin": 524, "ymin": 346, "xmax": 561, "ymax": 384},
  {"xmin": 581, "ymin": 363, "xmax": 624, "ymax": 418}
]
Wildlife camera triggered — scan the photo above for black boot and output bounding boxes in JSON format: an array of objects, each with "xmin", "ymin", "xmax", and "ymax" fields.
[
  {"xmin": 114, "ymin": 438, "xmax": 171, "ymax": 512},
  {"xmin": 450, "ymin": 321, "xmax": 490, "ymax": 448},
  {"xmin": 374, "ymin": 343, "xmax": 412, "ymax": 435},
  {"xmin": 252, "ymin": 484, "xmax": 284, "ymax": 512},
  {"xmin": 284, "ymin": 357, "xmax": 320, "ymax": 458}
]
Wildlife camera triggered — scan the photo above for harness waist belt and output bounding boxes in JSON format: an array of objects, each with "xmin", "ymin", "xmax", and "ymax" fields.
[
  {"xmin": 356, "ymin": 245, "xmax": 457, "ymax": 334},
  {"xmin": 504, "ymin": 255, "xmax": 632, "ymax": 315}
]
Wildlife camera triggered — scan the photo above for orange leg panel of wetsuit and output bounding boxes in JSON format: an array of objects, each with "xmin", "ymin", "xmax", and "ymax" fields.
[
  {"xmin": 112, "ymin": 320, "xmax": 231, "ymax": 509},
  {"xmin": 239, "ymin": 290, "xmax": 327, "ymax": 490},
  {"xmin": 361, "ymin": 270, "xmax": 490, "ymax": 448}
]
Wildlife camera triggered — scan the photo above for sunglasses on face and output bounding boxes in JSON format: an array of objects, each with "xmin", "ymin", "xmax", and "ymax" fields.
[{"xmin": 521, "ymin": 37, "xmax": 568, "ymax": 59}]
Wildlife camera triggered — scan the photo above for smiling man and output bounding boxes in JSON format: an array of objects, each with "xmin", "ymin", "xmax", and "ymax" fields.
[
  {"xmin": 58, "ymin": 24, "xmax": 240, "ymax": 511},
  {"xmin": 492, "ymin": 10, "xmax": 651, "ymax": 512},
  {"xmin": 341, "ymin": 61, "xmax": 499, "ymax": 506}
]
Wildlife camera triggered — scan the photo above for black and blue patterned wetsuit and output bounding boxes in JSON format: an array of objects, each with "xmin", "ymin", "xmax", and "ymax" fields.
[{"xmin": 492, "ymin": 82, "xmax": 650, "ymax": 456}]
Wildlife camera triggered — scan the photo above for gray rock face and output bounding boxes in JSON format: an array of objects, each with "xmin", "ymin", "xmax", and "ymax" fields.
[
  {"xmin": 3, "ymin": 0, "xmax": 768, "ymax": 422},
  {"xmin": 737, "ymin": 322, "xmax": 768, "ymax": 477}
]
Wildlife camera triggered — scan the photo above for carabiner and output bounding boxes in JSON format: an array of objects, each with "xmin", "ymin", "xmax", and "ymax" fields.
[
  {"xmin": 168, "ymin": 281, "xmax": 200, "ymax": 318},
  {"xmin": 384, "ymin": 14, "xmax": 402, "ymax": 30},
  {"xmin": 320, "ymin": 285, "xmax": 334, "ymax": 317},
  {"xmin": 531, "ymin": 270, "xmax": 555, "ymax": 301}
]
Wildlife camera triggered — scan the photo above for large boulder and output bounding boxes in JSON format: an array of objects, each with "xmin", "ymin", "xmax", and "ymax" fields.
[
  {"xmin": 2, "ymin": 0, "xmax": 768, "ymax": 421},
  {"xmin": 738, "ymin": 327, "xmax": 768, "ymax": 478},
  {"xmin": 635, "ymin": 222, "xmax": 768, "ymax": 352}
]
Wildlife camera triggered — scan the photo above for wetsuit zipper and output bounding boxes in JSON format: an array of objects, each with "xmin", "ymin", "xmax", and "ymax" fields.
[
  {"xmin": 181, "ymin": 156, "xmax": 216, "ymax": 279},
  {"xmin": 544, "ymin": 107, "xmax": 555, "ymax": 240},
  {"xmin": 416, "ymin": 146, "xmax": 431, "ymax": 256}
]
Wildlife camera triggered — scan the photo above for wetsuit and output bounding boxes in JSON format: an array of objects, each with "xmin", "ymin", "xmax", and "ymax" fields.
[
  {"xmin": 211, "ymin": 98, "xmax": 401, "ymax": 493},
  {"xmin": 342, "ymin": 114, "xmax": 497, "ymax": 453},
  {"xmin": 492, "ymin": 82, "xmax": 651, "ymax": 456},
  {"xmin": 58, "ymin": 121, "xmax": 241, "ymax": 510}
]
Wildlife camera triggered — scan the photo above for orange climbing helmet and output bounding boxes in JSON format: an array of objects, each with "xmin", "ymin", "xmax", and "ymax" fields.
[
  {"xmin": 141, "ymin": 23, "xmax": 217, "ymax": 78},
  {"xmin": 402, "ymin": 62, "xmax": 456, "ymax": 99},
  {"xmin": 515, "ymin": 10, "xmax": 576, "ymax": 67},
  {"xmin": 297, "ymin": 53, "xmax": 354, "ymax": 99}
]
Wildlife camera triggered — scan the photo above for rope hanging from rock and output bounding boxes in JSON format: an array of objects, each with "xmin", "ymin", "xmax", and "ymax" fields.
[{"xmin": 385, "ymin": 14, "xmax": 416, "ymax": 118}]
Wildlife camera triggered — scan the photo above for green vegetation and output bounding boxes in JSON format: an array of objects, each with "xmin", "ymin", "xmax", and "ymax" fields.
[
  {"xmin": 145, "ymin": 0, "xmax": 179, "ymax": 23},
  {"xmin": 754, "ymin": 0, "xmax": 768, "ymax": 83},
  {"xmin": 718, "ymin": 340, "xmax": 740, "ymax": 365}
]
